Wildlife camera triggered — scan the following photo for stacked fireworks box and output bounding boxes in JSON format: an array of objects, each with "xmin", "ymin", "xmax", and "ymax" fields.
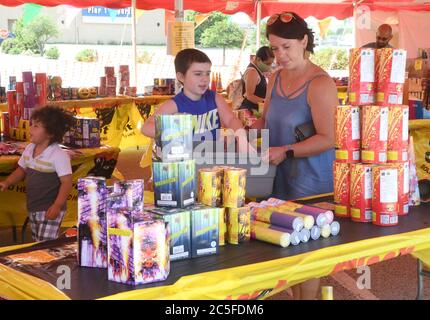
[
  {"xmin": 3, "ymin": 72, "xmax": 47, "ymax": 140},
  {"xmin": 334, "ymin": 47, "xmax": 413, "ymax": 227},
  {"xmin": 99, "ymin": 66, "xmax": 116, "ymax": 97},
  {"xmin": 152, "ymin": 114, "xmax": 223, "ymax": 259},
  {"xmin": 106, "ymin": 179, "xmax": 170, "ymax": 285},
  {"xmin": 77, "ymin": 177, "xmax": 109, "ymax": 268},
  {"xmin": 118, "ymin": 65, "xmax": 130, "ymax": 95},
  {"xmin": 152, "ymin": 113, "xmax": 195, "ymax": 208},
  {"xmin": 247, "ymin": 199, "xmax": 340, "ymax": 248},
  {"xmin": 197, "ymin": 166, "xmax": 250, "ymax": 246},
  {"xmin": 63, "ymin": 116, "xmax": 101, "ymax": 148},
  {"xmin": 78, "ymin": 177, "xmax": 170, "ymax": 285}
]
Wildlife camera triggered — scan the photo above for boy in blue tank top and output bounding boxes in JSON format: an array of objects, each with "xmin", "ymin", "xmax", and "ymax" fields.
[{"xmin": 141, "ymin": 48, "xmax": 248, "ymax": 146}]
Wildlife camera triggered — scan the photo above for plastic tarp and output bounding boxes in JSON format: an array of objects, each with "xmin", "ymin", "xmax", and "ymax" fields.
[{"xmin": 1, "ymin": 1, "xmax": 430, "ymax": 21}]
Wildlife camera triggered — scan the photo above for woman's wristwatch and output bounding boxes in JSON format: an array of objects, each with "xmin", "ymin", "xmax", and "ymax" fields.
[{"xmin": 284, "ymin": 145, "xmax": 295, "ymax": 159}]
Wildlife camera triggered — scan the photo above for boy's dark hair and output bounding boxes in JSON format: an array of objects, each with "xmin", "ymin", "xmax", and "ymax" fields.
[
  {"xmin": 174, "ymin": 48, "xmax": 212, "ymax": 75},
  {"xmin": 266, "ymin": 12, "xmax": 315, "ymax": 54},
  {"xmin": 255, "ymin": 46, "xmax": 274, "ymax": 62},
  {"xmin": 31, "ymin": 106, "xmax": 76, "ymax": 144}
]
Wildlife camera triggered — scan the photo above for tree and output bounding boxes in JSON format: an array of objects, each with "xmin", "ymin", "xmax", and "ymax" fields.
[
  {"xmin": 3, "ymin": 15, "xmax": 59, "ymax": 56},
  {"xmin": 186, "ymin": 11, "xmax": 228, "ymax": 45},
  {"xmin": 200, "ymin": 20, "xmax": 245, "ymax": 65},
  {"xmin": 25, "ymin": 15, "xmax": 59, "ymax": 55},
  {"xmin": 249, "ymin": 22, "xmax": 269, "ymax": 51}
]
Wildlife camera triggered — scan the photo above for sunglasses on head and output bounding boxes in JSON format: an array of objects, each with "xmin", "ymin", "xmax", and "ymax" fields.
[{"xmin": 267, "ymin": 12, "xmax": 295, "ymax": 26}]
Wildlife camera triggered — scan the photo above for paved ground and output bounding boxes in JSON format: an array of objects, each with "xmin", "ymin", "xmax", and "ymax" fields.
[{"xmin": 1, "ymin": 148, "xmax": 429, "ymax": 300}]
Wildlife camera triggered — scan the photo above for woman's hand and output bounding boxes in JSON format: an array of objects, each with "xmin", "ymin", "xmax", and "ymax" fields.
[{"xmin": 268, "ymin": 146, "xmax": 287, "ymax": 165}]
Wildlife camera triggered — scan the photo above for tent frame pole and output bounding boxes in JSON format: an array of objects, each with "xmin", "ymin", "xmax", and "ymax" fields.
[
  {"xmin": 131, "ymin": 0, "xmax": 137, "ymax": 87},
  {"xmin": 256, "ymin": 0, "xmax": 262, "ymax": 50}
]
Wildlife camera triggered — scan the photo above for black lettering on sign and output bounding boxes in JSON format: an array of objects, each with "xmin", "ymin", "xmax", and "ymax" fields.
[{"xmin": 425, "ymin": 151, "xmax": 430, "ymax": 163}]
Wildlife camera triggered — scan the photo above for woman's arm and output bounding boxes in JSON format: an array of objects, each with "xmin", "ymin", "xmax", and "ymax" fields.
[
  {"xmin": 216, "ymin": 94, "xmax": 243, "ymax": 131},
  {"xmin": 140, "ymin": 100, "xmax": 178, "ymax": 138},
  {"xmin": 243, "ymin": 69, "xmax": 264, "ymax": 105},
  {"xmin": 288, "ymin": 75, "xmax": 337, "ymax": 157}
]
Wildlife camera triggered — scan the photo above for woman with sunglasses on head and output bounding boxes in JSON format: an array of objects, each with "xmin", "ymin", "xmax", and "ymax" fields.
[
  {"xmin": 240, "ymin": 46, "xmax": 274, "ymax": 111},
  {"xmin": 252, "ymin": 12, "xmax": 338, "ymax": 300}
]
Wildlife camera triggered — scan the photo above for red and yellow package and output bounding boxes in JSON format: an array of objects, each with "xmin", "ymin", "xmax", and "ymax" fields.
[
  {"xmin": 372, "ymin": 166, "xmax": 399, "ymax": 226},
  {"xmin": 333, "ymin": 161, "xmax": 350, "ymax": 218},
  {"xmin": 348, "ymin": 48, "xmax": 375, "ymax": 105},
  {"xmin": 335, "ymin": 105, "xmax": 360, "ymax": 163},
  {"xmin": 375, "ymin": 48, "xmax": 407, "ymax": 106},
  {"xmin": 387, "ymin": 105, "xmax": 409, "ymax": 163},
  {"xmin": 350, "ymin": 163, "xmax": 373, "ymax": 223},
  {"xmin": 361, "ymin": 105, "xmax": 389, "ymax": 164}
]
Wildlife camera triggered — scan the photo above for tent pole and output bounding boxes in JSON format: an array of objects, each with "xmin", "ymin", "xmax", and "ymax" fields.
[
  {"xmin": 256, "ymin": 0, "xmax": 262, "ymax": 50},
  {"xmin": 175, "ymin": 0, "xmax": 184, "ymax": 22},
  {"xmin": 131, "ymin": 0, "xmax": 138, "ymax": 87}
]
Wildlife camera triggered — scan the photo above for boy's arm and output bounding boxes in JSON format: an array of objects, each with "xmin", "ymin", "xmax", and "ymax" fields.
[
  {"xmin": 45, "ymin": 174, "xmax": 72, "ymax": 220},
  {"xmin": 0, "ymin": 166, "xmax": 26, "ymax": 191},
  {"xmin": 141, "ymin": 100, "xmax": 178, "ymax": 138},
  {"xmin": 216, "ymin": 94, "xmax": 243, "ymax": 131},
  {"xmin": 216, "ymin": 94, "xmax": 255, "ymax": 154}
]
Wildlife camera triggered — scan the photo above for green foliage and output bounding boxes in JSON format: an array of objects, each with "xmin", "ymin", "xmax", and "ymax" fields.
[
  {"xmin": 201, "ymin": 20, "xmax": 245, "ymax": 49},
  {"xmin": 1, "ymin": 16, "xmax": 58, "ymax": 56},
  {"xmin": 248, "ymin": 22, "xmax": 269, "ymax": 52},
  {"xmin": 137, "ymin": 51, "xmax": 154, "ymax": 64},
  {"xmin": 45, "ymin": 46, "xmax": 60, "ymax": 59},
  {"xmin": 1, "ymin": 38, "xmax": 25, "ymax": 55},
  {"xmin": 186, "ymin": 11, "xmax": 228, "ymax": 45},
  {"xmin": 310, "ymin": 47, "xmax": 348, "ymax": 70},
  {"xmin": 26, "ymin": 16, "xmax": 59, "ymax": 55},
  {"xmin": 75, "ymin": 49, "xmax": 98, "ymax": 62}
]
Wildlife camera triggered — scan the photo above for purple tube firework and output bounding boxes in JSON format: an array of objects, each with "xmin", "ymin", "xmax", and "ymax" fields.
[{"xmin": 252, "ymin": 208, "xmax": 304, "ymax": 232}]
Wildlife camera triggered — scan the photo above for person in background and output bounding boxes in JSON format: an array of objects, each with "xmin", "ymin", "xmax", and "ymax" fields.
[
  {"xmin": 0, "ymin": 106, "xmax": 75, "ymax": 242},
  {"xmin": 240, "ymin": 46, "xmax": 275, "ymax": 111},
  {"xmin": 252, "ymin": 11, "xmax": 338, "ymax": 300},
  {"xmin": 362, "ymin": 24, "xmax": 394, "ymax": 49}
]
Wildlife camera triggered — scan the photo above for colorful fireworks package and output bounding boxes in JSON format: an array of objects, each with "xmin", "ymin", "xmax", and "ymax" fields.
[
  {"xmin": 372, "ymin": 166, "xmax": 399, "ymax": 226},
  {"xmin": 107, "ymin": 207, "xmax": 170, "ymax": 285},
  {"xmin": 389, "ymin": 162, "xmax": 409, "ymax": 216},
  {"xmin": 335, "ymin": 105, "xmax": 360, "ymax": 163},
  {"xmin": 197, "ymin": 167, "xmax": 223, "ymax": 207},
  {"xmin": 150, "ymin": 207, "xmax": 191, "ymax": 261},
  {"xmin": 113, "ymin": 179, "xmax": 144, "ymax": 212},
  {"xmin": 219, "ymin": 207, "xmax": 227, "ymax": 246},
  {"xmin": 350, "ymin": 163, "xmax": 373, "ymax": 223},
  {"xmin": 77, "ymin": 177, "xmax": 108, "ymax": 268},
  {"xmin": 226, "ymin": 207, "xmax": 251, "ymax": 245},
  {"xmin": 222, "ymin": 167, "xmax": 247, "ymax": 208},
  {"xmin": 154, "ymin": 113, "xmax": 193, "ymax": 162},
  {"xmin": 375, "ymin": 48, "xmax": 407, "ymax": 106},
  {"xmin": 361, "ymin": 105, "xmax": 389, "ymax": 164},
  {"xmin": 153, "ymin": 160, "xmax": 195, "ymax": 208},
  {"xmin": 64, "ymin": 117, "xmax": 100, "ymax": 148},
  {"xmin": 348, "ymin": 48, "xmax": 375, "ymax": 105},
  {"xmin": 333, "ymin": 161, "xmax": 351, "ymax": 218},
  {"xmin": 190, "ymin": 205, "xmax": 219, "ymax": 258},
  {"xmin": 387, "ymin": 105, "xmax": 409, "ymax": 163}
]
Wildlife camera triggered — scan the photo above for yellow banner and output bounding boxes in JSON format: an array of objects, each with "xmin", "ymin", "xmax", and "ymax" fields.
[
  {"xmin": 0, "ymin": 228, "xmax": 429, "ymax": 300},
  {"xmin": 409, "ymin": 119, "xmax": 430, "ymax": 202}
]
